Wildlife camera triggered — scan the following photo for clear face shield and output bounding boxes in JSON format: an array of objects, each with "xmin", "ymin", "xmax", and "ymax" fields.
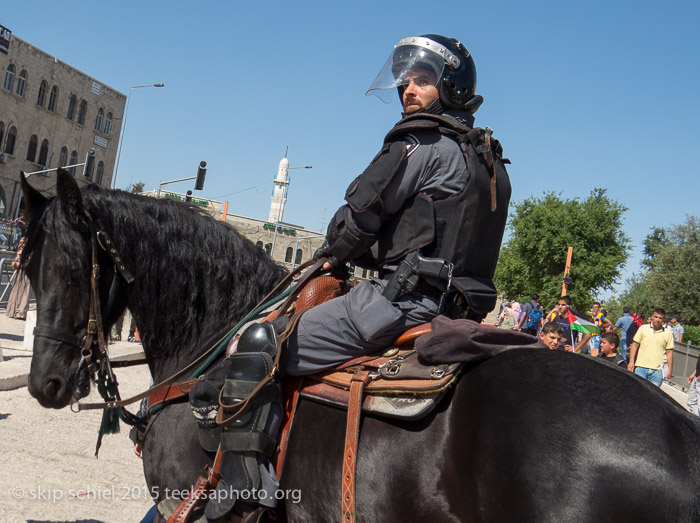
[{"xmin": 366, "ymin": 37, "xmax": 459, "ymax": 104}]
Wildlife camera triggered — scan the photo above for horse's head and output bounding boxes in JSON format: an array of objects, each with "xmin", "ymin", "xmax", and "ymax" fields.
[{"xmin": 22, "ymin": 169, "xmax": 120, "ymax": 408}]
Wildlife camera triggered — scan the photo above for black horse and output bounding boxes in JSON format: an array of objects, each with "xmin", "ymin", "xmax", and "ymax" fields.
[{"xmin": 22, "ymin": 171, "xmax": 700, "ymax": 522}]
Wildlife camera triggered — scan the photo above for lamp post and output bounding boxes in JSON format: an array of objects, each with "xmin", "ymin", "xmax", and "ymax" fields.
[
  {"xmin": 112, "ymin": 82, "xmax": 165, "ymax": 189},
  {"xmin": 270, "ymin": 164, "xmax": 312, "ymax": 259}
]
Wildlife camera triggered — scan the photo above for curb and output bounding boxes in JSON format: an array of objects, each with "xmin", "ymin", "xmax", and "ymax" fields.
[
  {"xmin": 0, "ymin": 373, "xmax": 27, "ymax": 391},
  {"xmin": 0, "ymin": 346, "xmax": 146, "ymax": 392}
]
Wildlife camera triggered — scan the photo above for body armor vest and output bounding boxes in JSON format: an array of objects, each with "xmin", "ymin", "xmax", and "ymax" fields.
[{"xmin": 345, "ymin": 113, "xmax": 512, "ymax": 317}]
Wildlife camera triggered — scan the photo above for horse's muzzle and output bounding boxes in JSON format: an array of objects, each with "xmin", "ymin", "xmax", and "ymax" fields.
[{"xmin": 28, "ymin": 365, "xmax": 90, "ymax": 409}]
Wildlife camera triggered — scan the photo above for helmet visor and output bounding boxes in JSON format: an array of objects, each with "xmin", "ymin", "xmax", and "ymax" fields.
[{"xmin": 366, "ymin": 38, "xmax": 446, "ymax": 104}]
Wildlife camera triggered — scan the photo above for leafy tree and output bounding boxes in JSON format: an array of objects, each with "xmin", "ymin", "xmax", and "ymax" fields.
[
  {"xmin": 641, "ymin": 227, "xmax": 670, "ymax": 270},
  {"xmin": 608, "ymin": 273, "xmax": 658, "ymax": 322},
  {"xmin": 645, "ymin": 216, "xmax": 700, "ymax": 325},
  {"xmin": 494, "ymin": 189, "xmax": 630, "ymax": 311},
  {"xmin": 128, "ymin": 181, "xmax": 145, "ymax": 194},
  {"xmin": 610, "ymin": 216, "xmax": 700, "ymax": 329},
  {"xmin": 684, "ymin": 325, "xmax": 700, "ymax": 347}
]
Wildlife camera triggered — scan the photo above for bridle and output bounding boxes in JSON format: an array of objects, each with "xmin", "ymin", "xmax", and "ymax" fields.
[{"xmin": 32, "ymin": 209, "xmax": 136, "ymax": 385}]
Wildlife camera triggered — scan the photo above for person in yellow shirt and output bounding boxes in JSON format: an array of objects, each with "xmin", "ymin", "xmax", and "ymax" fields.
[{"xmin": 627, "ymin": 308, "xmax": 674, "ymax": 387}]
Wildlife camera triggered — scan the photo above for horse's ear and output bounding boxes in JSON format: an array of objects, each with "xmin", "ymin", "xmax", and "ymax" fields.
[
  {"xmin": 56, "ymin": 168, "xmax": 86, "ymax": 225},
  {"xmin": 20, "ymin": 171, "xmax": 48, "ymax": 216}
]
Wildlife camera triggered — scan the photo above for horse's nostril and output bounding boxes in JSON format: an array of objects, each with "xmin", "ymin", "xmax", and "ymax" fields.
[{"xmin": 44, "ymin": 377, "xmax": 66, "ymax": 400}]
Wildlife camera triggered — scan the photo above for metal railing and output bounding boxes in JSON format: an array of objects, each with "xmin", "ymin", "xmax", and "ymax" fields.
[
  {"xmin": 0, "ymin": 256, "xmax": 17, "ymax": 306},
  {"xmin": 668, "ymin": 341, "xmax": 699, "ymax": 391}
]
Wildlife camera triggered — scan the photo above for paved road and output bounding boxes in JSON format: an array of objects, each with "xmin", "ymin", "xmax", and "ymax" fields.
[{"xmin": 1, "ymin": 308, "xmax": 153, "ymax": 522}]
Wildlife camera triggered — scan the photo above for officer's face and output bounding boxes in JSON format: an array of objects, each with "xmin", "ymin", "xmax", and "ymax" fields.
[{"xmin": 401, "ymin": 69, "xmax": 439, "ymax": 114}]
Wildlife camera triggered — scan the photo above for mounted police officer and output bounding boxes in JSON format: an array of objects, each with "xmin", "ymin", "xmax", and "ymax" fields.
[
  {"xmin": 191, "ymin": 34, "xmax": 511, "ymax": 521},
  {"xmin": 285, "ymin": 34, "xmax": 512, "ymax": 374}
]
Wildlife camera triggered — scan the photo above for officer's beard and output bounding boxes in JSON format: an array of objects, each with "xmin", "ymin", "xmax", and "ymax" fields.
[{"xmin": 401, "ymin": 98, "xmax": 445, "ymax": 118}]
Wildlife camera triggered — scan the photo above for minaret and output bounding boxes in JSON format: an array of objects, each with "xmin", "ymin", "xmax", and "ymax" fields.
[{"xmin": 269, "ymin": 156, "xmax": 289, "ymax": 223}]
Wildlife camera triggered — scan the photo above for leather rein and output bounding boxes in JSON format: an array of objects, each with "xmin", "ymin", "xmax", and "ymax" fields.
[{"xmin": 50, "ymin": 208, "xmax": 321, "ymax": 415}]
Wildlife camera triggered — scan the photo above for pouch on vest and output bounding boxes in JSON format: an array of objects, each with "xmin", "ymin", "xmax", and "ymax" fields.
[{"xmin": 450, "ymin": 276, "xmax": 498, "ymax": 316}]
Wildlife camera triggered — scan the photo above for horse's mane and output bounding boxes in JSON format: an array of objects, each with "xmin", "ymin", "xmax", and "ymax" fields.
[{"xmin": 25, "ymin": 185, "xmax": 289, "ymax": 365}]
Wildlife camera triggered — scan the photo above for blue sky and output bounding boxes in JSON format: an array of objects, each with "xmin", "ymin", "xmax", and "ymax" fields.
[{"xmin": 3, "ymin": 1, "xmax": 699, "ymax": 298}]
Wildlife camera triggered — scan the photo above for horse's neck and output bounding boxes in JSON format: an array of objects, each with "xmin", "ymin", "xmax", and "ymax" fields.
[{"xmin": 106, "ymin": 214, "xmax": 287, "ymax": 380}]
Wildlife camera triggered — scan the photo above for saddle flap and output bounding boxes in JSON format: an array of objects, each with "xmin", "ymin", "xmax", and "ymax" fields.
[{"xmin": 316, "ymin": 349, "xmax": 460, "ymax": 395}]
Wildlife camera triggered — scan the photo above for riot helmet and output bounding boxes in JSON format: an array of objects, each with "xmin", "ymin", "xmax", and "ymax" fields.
[{"xmin": 366, "ymin": 34, "xmax": 479, "ymax": 112}]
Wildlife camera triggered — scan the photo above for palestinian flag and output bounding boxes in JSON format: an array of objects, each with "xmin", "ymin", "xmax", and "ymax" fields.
[{"xmin": 566, "ymin": 309, "xmax": 600, "ymax": 335}]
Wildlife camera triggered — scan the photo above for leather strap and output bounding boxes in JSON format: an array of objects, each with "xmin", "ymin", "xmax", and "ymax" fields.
[
  {"xmin": 146, "ymin": 378, "xmax": 200, "ymax": 411},
  {"xmin": 275, "ymin": 376, "xmax": 303, "ymax": 478},
  {"xmin": 167, "ymin": 446, "xmax": 223, "ymax": 523},
  {"xmin": 342, "ymin": 371, "xmax": 371, "ymax": 523},
  {"xmin": 215, "ymin": 258, "xmax": 327, "ymax": 427},
  {"xmin": 167, "ymin": 475, "xmax": 209, "ymax": 523},
  {"xmin": 76, "ymin": 259, "xmax": 319, "ymax": 413}
]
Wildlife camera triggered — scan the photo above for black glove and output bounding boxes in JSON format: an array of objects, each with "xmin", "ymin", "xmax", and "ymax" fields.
[{"xmin": 313, "ymin": 241, "xmax": 332, "ymax": 261}]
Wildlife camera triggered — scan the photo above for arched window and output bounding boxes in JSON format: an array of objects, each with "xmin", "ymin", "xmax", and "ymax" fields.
[
  {"xmin": 77, "ymin": 99, "xmax": 87, "ymax": 124},
  {"xmin": 4, "ymin": 127, "xmax": 17, "ymax": 155},
  {"xmin": 16, "ymin": 70, "xmax": 27, "ymax": 98},
  {"xmin": 67, "ymin": 95, "xmax": 77, "ymax": 120},
  {"xmin": 0, "ymin": 122, "xmax": 4, "ymax": 147},
  {"xmin": 3, "ymin": 64, "xmax": 15, "ymax": 92},
  {"xmin": 295, "ymin": 249, "xmax": 303, "ymax": 265},
  {"xmin": 264, "ymin": 243, "xmax": 272, "ymax": 255},
  {"xmin": 48, "ymin": 86, "xmax": 59, "ymax": 112},
  {"xmin": 285, "ymin": 247, "xmax": 293, "ymax": 263},
  {"xmin": 95, "ymin": 161, "xmax": 104, "ymax": 185},
  {"xmin": 94, "ymin": 108, "xmax": 104, "ymax": 131},
  {"xmin": 37, "ymin": 80, "xmax": 48, "ymax": 107},
  {"xmin": 104, "ymin": 112, "xmax": 113, "ymax": 135},
  {"xmin": 26, "ymin": 135, "xmax": 38, "ymax": 162},
  {"xmin": 38, "ymin": 139, "xmax": 49, "ymax": 166},
  {"xmin": 58, "ymin": 146, "xmax": 68, "ymax": 168},
  {"xmin": 256, "ymin": 241, "xmax": 263, "ymax": 249},
  {"xmin": 69, "ymin": 150, "xmax": 78, "ymax": 176}
]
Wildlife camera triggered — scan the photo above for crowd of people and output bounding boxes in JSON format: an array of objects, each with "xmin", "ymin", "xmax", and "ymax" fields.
[
  {"xmin": 498, "ymin": 295, "xmax": 698, "ymax": 416},
  {"xmin": 0, "ymin": 215, "xmax": 26, "ymax": 250}
]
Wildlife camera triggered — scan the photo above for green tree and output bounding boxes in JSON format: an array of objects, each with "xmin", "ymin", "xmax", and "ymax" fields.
[
  {"xmin": 128, "ymin": 181, "xmax": 145, "ymax": 194},
  {"xmin": 614, "ymin": 273, "xmax": 658, "ymax": 321},
  {"xmin": 494, "ymin": 189, "xmax": 630, "ymax": 311},
  {"xmin": 645, "ymin": 216, "xmax": 700, "ymax": 325},
  {"xmin": 641, "ymin": 226, "xmax": 670, "ymax": 270}
]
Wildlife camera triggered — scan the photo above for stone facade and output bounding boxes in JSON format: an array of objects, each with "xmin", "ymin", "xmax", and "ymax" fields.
[
  {"xmin": 142, "ymin": 188, "xmax": 331, "ymax": 271},
  {"xmin": 0, "ymin": 31, "xmax": 125, "ymax": 217}
]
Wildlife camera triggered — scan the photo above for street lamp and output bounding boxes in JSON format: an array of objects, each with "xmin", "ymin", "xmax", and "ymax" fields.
[
  {"xmin": 270, "ymin": 164, "xmax": 312, "ymax": 258},
  {"xmin": 111, "ymin": 82, "xmax": 165, "ymax": 189}
]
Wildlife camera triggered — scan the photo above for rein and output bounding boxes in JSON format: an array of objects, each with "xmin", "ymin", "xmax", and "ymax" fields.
[{"xmin": 73, "ymin": 258, "xmax": 320, "ymax": 414}]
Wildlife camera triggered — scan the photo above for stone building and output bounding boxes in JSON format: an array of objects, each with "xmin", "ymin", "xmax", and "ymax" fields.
[
  {"xmin": 0, "ymin": 26, "xmax": 125, "ymax": 217},
  {"xmin": 142, "ymin": 187, "xmax": 329, "ymax": 272}
]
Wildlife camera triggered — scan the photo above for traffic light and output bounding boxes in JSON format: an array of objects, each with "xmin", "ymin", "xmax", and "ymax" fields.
[
  {"xmin": 185, "ymin": 190, "xmax": 192, "ymax": 202},
  {"xmin": 195, "ymin": 161, "xmax": 207, "ymax": 190},
  {"xmin": 83, "ymin": 148, "xmax": 96, "ymax": 178}
]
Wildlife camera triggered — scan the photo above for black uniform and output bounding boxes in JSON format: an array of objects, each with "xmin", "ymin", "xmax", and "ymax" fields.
[{"xmin": 285, "ymin": 110, "xmax": 510, "ymax": 375}]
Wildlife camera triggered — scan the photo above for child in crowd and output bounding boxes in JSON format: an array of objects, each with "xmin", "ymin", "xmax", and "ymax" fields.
[
  {"xmin": 539, "ymin": 322, "xmax": 573, "ymax": 352},
  {"xmin": 597, "ymin": 333, "xmax": 627, "ymax": 367}
]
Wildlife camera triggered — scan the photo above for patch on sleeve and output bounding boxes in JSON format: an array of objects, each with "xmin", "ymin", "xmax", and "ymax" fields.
[{"xmin": 404, "ymin": 134, "xmax": 420, "ymax": 157}]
